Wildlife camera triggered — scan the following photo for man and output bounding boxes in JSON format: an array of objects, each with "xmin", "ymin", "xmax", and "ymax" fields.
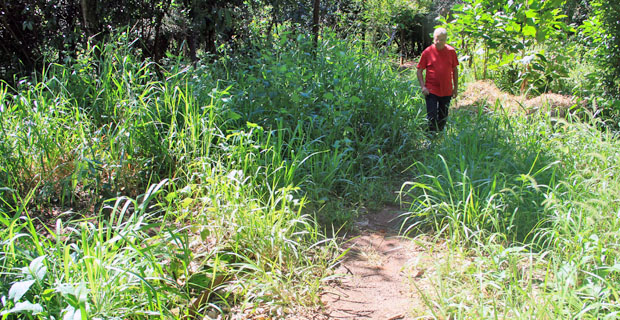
[{"xmin": 416, "ymin": 27, "xmax": 459, "ymax": 133}]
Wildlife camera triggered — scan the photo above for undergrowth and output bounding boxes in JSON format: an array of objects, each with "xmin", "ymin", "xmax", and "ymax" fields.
[
  {"xmin": 401, "ymin": 102, "xmax": 620, "ymax": 318},
  {"xmin": 0, "ymin": 32, "xmax": 422, "ymax": 318}
]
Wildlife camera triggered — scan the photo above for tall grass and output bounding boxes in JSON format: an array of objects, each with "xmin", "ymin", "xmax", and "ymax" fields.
[
  {"xmin": 0, "ymin": 181, "xmax": 184, "ymax": 318},
  {"xmin": 401, "ymin": 103, "xmax": 620, "ymax": 318},
  {"xmin": 0, "ymin": 31, "xmax": 423, "ymax": 317}
]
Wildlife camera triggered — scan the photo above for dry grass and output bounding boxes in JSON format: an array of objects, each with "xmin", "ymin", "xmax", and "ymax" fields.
[
  {"xmin": 456, "ymin": 80, "xmax": 579, "ymax": 117},
  {"xmin": 523, "ymin": 93, "xmax": 579, "ymax": 117}
]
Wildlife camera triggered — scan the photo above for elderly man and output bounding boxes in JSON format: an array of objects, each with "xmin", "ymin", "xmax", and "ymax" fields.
[{"xmin": 416, "ymin": 27, "xmax": 459, "ymax": 133}]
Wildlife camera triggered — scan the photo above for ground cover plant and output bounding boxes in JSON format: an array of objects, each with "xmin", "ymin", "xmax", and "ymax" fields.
[
  {"xmin": 0, "ymin": 32, "xmax": 423, "ymax": 318},
  {"xmin": 3, "ymin": 0, "xmax": 620, "ymax": 318},
  {"xmin": 400, "ymin": 104, "xmax": 620, "ymax": 318}
]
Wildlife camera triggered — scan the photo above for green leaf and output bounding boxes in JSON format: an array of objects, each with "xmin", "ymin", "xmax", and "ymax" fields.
[
  {"xmin": 324, "ymin": 92, "xmax": 334, "ymax": 100},
  {"xmin": 24, "ymin": 255, "xmax": 47, "ymax": 281},
  {"xmin": 181, "ymin": 197, "xmax": 193, "ymax": 208},
  {"xmin": 42, "ymin": 288, "xmax": 55, "ymax": 301},
  {"xmin": 56, "ymin": 283, "xmax": 89, "ymax": 304},
  {"xmin": 536, "ymin": 29, "xmax": 547, "ymax": 42},
  {"xmin": 1, "ymin": 301, "xmax": 44, "ymax": 315},
  {"xmin": 291, "ymin": 94, "xmax": 300, "ymax": 103},
  {"xmin": 506, "ymin": 22, "xmax": 521, "ymax": 33},
  {"xmin": 227, "ymin": 111, "xmax": 241, "ymax": 121},
  {"xmin": 8, "ymin": 280, "xmax": 35, "ymax": 302},
  {"xmin": 536, "ymin": 53, "xmax": 548, "ymax": 63},
  {"xmin": 165, "ymin": 191, "xmax": 178, "ymax": 203},
  {"xmin": 279, "ymin": 34, "xmax": 288, "ymax": 46},
  {"xmin": 532, "ymin": 63, "xmax": 545, "ymax": 72},
  {"xmin": 525, "ymin": 9, "xmax": 537, "ymax": 19},
  {"xmin": 606, "ymin": 263, "xmax": 620, "ymax": 272},
  {"xmin": 500, "ymin": 53, "xmax": 516, "ymax": 66},
  {"xmin": 522, "ymin": 26, "xmax": 537, "ymax": 37},
  {"xmin": 62, "ymin": 305, "xmax": 82, "ymax": 320}
]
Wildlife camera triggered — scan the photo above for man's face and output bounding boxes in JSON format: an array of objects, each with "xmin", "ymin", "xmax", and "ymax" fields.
[{"xmin": 434, "ymin": 34, "xmax": 447, "ymax": 50}]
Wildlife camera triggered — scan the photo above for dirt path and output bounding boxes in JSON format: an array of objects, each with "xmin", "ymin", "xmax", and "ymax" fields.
[{"xmin": 318, "ymin": 206, "xmax": 433, "ymax": 319}]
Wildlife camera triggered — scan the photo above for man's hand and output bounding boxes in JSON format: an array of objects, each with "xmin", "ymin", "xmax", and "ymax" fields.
[
  {"xmin": 452, "ymin": 67, "xmax": 459, "ymax": 99},
  {"xmin": 421, "ymin": 86, "xmax": 430, "ymax": 96},
  {"xmin": 417, "ymin": 68, "xmax": 428, "ymax": 96}
]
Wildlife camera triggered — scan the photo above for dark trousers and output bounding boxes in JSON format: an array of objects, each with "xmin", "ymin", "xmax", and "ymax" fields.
[{"xmin": 425, "ymin": 93, "xmax": 452, "ymax": 132}]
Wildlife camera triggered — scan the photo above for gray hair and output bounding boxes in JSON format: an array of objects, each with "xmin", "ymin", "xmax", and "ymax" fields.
[{"xmin": 434, "ymin": 28, "xmax": 448, "ymax": 37}]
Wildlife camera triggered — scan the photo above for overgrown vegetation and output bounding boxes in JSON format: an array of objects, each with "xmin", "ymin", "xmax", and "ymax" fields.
[
  {"xmin": 0, "ymin": 31, "xmax": 422, "ymax": 318},
  {"xmin": 400, "ymin": 105, "xmax": 620, "ymax": 318},
  {"xmin": 439, "ymin": 0, "xmax": 620, "ymax": 125},
  {"xmin": 395, "ymin": 1, "xmax": 620, "ymax": 317},
  {"xmin": 2, "ymin": 0, "xmax": 620, "ymax": 318}
]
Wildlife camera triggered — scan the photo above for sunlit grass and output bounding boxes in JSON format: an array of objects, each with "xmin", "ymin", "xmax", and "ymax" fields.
[
  {"xmin": 401, "ymin": 104, "xmax": 620, "ymax": 319},
  {"xmin": 0, "ymin": 32, "xmax": 422, "ymax": 318},
  {"xmin": 4, "ymin": 26, "xmax": 617, "ymax": 319}
]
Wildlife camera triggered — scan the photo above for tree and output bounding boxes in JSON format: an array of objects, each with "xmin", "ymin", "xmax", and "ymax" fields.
[
  {"xmin": 442, "ymin": 0, "xmax": 574, "ymax": 94},
  {"xmin": 0, "ymin": 0, "xmax": 366, "ymax": 82},
  {"xmin": 313, "ymin": 0, "xmax": 320, "ymax": 47}
]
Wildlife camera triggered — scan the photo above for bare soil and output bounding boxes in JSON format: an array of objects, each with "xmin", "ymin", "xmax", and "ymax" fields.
[
  {"xmin": 307, "ymin": 78, "xmax": 580, "ymax": 319},
  {"xmin": 455, "ymin": 80, "xmax": 578, "ymax": 116},
  {"xmin": 317, "ymin": 206, "xmax": 436, "ymax": 320},
  {"xmin": 399, "ymin": 60, "xmax": 579, "ymax": 117}
]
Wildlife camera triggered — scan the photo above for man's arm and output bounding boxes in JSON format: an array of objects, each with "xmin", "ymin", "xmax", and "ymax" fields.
[
  {"xmin": 417, "ymin": 68, "xmax": 429, "ymax": 96},
  {"xmin": 452, "ymin": 66, "xmax": 459, "ymax": 98}
]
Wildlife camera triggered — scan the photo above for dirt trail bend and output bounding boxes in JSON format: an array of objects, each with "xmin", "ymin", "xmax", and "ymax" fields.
[{"xmin": 320, "ymin": 206, "xmax": 428, "ymax": 320}]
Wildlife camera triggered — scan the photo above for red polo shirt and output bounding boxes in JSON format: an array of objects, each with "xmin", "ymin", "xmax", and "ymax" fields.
[{"xmin": 417, "ymin": 44, "xmax": 459, "ymax": 97}]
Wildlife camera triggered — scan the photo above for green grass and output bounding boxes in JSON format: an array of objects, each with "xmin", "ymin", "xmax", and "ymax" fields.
[
  {"xmin": 0, "ymin": 32, "xmax": 422, "ymax": 318},
  {"xmin": 2, "ymin": 28, "xmax": 618, "ymax": 319},
  {"xmin": 400, "ymin": 103, "xmax": 620, "ymax": 319}
]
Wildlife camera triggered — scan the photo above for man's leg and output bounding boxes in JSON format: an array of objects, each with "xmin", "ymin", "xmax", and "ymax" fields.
[
  {"xmin": 437, "ymin": 96, "xmax": 452, "ymax": 131},
  {"xmin": 425, "ymin": 93, "xmax": 440, "ymax": 132}
]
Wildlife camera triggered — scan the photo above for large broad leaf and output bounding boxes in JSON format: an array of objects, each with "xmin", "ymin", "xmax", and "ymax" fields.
[
  {"xmin": 56, "ymin": 283, "xmax": 90, "ymax": 305},
  {"xmin": 525, "ymin": 9, "xmax": 538, "ymax": 19},
  {"xmin": 0, "ymin": 301, "xmax": 44, "ymax": 315},
  {"xmin": 522, "ymin": 25, "xmax": 537, "ymax": 37},
  {"xmin": 62, "ymin": 305, "xmax": 83, "ymax": 320},
  {"xmin": 499, "ymin": 53, "xmax": 516, "ymax": 66},
  {"xmin": 8, "ymin": 280, "xmax": 35, "ymax": 302},
  {"xmin": 226, "ymin": 110, "xmax": 241, "ymax": 121},
  {"xmin": 536, "ymin": 29, "xmax": 547, "ymax": 42},
  {"xmin": 22, "ymin": 255, "xmax": 47, "ymax": 281}
]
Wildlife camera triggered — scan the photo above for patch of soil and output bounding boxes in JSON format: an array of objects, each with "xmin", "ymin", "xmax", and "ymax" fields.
[
  {"xmin": 398, "ymin": 60, "xmax": 580, "ymax": 117},
  {"xmin": 306, "ymin": 71, "xmax": 582, "ymax": 320},
  {"xmin": 455, "ymin": 80, "xmax": 579, "ymax": 116},
  {"xmin": 318, "ymin": 206, "xmax": 433, "ymax": 319}
]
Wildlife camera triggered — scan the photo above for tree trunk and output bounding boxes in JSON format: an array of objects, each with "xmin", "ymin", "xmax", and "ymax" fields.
[
  {"xmin": 312, "ymin": 0, "xmax": 320, "ymax": 48},
  {"xmin": 361, "ymin": 0, "xmax": 366, "ymax": 50},
  {"xmin": 80, "ymin": 0, "xmax": 99, "ymax": 38},
  {"xmin": 80, "ymin": 0, "xmax": 103, "ymax": 58},
  {"xmin": 153, "ymin": 0, "xmax": 172, "ymax": 63},
  {"xmin": 186, "ymin": 0, "xmax": 199, "ymax": 61}
]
